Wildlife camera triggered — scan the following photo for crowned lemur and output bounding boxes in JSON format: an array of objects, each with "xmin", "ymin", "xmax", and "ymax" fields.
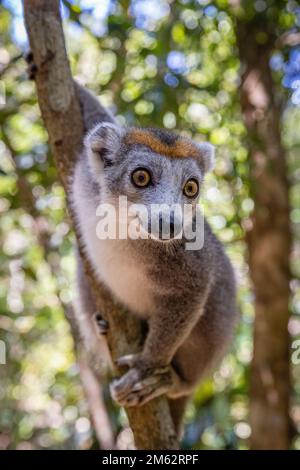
[{"xmin": 72, "ymin": 83, "xmax": 237, "ymax": 434}]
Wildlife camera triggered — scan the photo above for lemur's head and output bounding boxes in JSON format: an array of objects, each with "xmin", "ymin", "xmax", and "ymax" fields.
[{"xmin": 85, "ymin": 123, "xmax": 214, "ymax": 242}]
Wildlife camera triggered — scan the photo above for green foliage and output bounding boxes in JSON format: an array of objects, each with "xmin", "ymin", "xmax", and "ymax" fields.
[{"xmin": 0, "ymin": 0, "xmax": 299, "ymax": 450}]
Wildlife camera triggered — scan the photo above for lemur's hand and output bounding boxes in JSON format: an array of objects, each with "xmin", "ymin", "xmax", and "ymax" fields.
[{"xmin": 110, "ymin": 354, "xmax": 174, "ymax": 407}]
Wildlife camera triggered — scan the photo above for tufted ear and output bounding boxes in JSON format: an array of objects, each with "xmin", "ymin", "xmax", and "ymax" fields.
[
  {"xmin": 84, "ymin": 122, "xmax": 124, "ymax": 173},
  {"xmin": 197, "ymin": 142, "xmax": 215, "ymax": 173}
]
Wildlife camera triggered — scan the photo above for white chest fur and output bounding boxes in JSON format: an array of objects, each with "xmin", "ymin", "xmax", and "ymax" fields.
[
  {"xmin": 88, "ymin": 237, "xmax": 154, "ymax": 316},
  {"xmin": 72, "ymin": 171, "xmax": 154, "ymax": 317}
]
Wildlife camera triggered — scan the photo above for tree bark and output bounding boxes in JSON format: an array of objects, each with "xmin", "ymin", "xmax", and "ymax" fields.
[
  {"xmin": 236, "ymin": 19, "xmax": 292, "ymax": 449},
  {"xmin": 23, "ymin": 0, "xmax": 177, "ymax": 450}
]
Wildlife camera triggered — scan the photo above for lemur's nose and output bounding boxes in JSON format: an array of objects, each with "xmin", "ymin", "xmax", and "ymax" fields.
[{"xmin": 159, "ymin": 212, "xmax": 175, "ymax": 239}]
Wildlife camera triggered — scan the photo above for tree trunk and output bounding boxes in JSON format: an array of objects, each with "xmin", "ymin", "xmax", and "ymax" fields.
[
  {"xmin": 23, "ymin": 0, "xmax": 177, "ymax": 450},
  {"xmin": 236, "ymin": 19, "xmax": 292, "ymax": 449}
]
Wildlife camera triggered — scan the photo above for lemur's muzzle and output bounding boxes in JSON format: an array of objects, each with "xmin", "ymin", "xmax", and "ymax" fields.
[{"xmin": 148, "ymin": 210, "xmax": 182, "ymax": 241}]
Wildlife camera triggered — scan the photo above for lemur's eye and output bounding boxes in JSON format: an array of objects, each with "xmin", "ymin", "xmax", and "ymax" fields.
[
  {"xmin": 131, "ymin": 168, "xmax": 151, "ymax": 188},
  {"xmin": 183, "ymin": 179, "xmax": 199, "ymax": 198}
]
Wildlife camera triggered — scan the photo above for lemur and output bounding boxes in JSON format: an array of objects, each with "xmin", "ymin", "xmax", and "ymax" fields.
[{"xmin": 71, "ymin": 83, "xmax": 237, "ymax": 434}]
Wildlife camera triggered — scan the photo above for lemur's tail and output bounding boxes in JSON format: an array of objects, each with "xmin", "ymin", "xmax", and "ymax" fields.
[{"xmin": 74, "ymin": 81, "xmax": 115, "ymax": 132}]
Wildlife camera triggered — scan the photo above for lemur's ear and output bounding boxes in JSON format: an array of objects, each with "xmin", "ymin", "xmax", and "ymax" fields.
[
  {"xmin": 196, "ymin": 142, "xmax": 215, "ymax": 173},
  {"xmin": 85, "ymin": 122, "xmax": 123, "ymax": 172}
]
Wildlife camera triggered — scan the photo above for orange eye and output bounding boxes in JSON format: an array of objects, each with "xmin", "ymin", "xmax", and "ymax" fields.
[
  {"xmin": 183, "ymin": 179, "xmax": 199, "ymax": 198},
  {"xmin": 131, "ymin": 168, "xmax": 151, "ymax": 188}
]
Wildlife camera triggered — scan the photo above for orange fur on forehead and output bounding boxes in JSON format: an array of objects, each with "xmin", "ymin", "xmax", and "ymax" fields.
[{"xmin": 124, "ymin": 129, "xmax": 201, "ymax": 159}]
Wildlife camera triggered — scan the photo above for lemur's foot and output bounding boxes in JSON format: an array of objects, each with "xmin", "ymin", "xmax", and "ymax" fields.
[
  {"xmin": 24, "ymin": 51, "xmax": 38, "ymax": 80},
  {"xmin": 93, "ymin": 312, "xmax": 109, "ymax": 335},
  {"xmin": 110, "ymin": 354, "xmax": 174, "ymax": 407}
]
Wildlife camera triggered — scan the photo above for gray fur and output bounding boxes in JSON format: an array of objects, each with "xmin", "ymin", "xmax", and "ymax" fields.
[{"xmin": 71, "ymin": 84, "xmax": 237, "ymax": 435}]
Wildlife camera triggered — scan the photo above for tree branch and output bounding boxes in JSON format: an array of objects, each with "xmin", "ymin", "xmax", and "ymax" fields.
[{"xmin": 22, "ymin": 0, "xmax": 177, "ymax": 450}]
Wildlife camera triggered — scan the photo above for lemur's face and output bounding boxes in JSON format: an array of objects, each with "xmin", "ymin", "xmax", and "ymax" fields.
[{"xmin": 85, "ymin": 124, "xmax": 214, "ymax": 241}]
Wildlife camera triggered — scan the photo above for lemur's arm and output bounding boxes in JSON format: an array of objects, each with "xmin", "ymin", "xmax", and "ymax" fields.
[
  {"xmin": 119, "ymin": 274, "xmax": 234, "ymax": 412},
  {"xmin": 74, "ymin": 82, "xmax": 115, "ymax": 131},
  {"xmin": 111, "ymin": 286, "xmax": 212, "ymax": 407},
  {"xmin": 142, "ymin": 298, "xmax": 207, "ymax": 366}
]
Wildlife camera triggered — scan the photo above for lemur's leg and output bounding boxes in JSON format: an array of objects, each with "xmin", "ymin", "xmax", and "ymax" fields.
[{"xmin": 110, "ymin": 294, "xmax": 206, "ymax": 407}]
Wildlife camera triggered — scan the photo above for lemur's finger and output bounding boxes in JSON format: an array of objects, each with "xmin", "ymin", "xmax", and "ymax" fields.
[
  {"xmin": 121, "ymin": 393, "xmax": 140, "ymax": 407},
  {"xmin": 110, "ymin": 364, "xmax": 175, "ymax": 407},
  {"xmin": 131, "ymin": 376, "xmax": 159, "ymax": 391},
  {"xmin": 113, "ymin": 379, "xmax": 156, "ymax": 404},
  {"xmin": 135, "ymin": 385, "xmax": 171, "ymax": 407},
  {"xmin": 110, "ymin": 368, "xmax": 140, "ymax": 401},
  {"xmin": 117, "ymin": 381, "xmax": 171, "ymax": 407},
  {"xmin": 93, "ymin": 312, "xmax": 109, "ymax": 335},
  {"xmin": 115, "ymin": 354, "xmax": 137, "ymax": 368},
  {"xmin": 114, "ymin": 387, "xmax": 150, "ymax": 407}
]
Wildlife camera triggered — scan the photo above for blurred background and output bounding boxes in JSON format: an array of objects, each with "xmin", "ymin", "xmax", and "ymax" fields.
[{"xmin": 0, "ymin": 0, "xmax": 300, "ymax": 450}]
